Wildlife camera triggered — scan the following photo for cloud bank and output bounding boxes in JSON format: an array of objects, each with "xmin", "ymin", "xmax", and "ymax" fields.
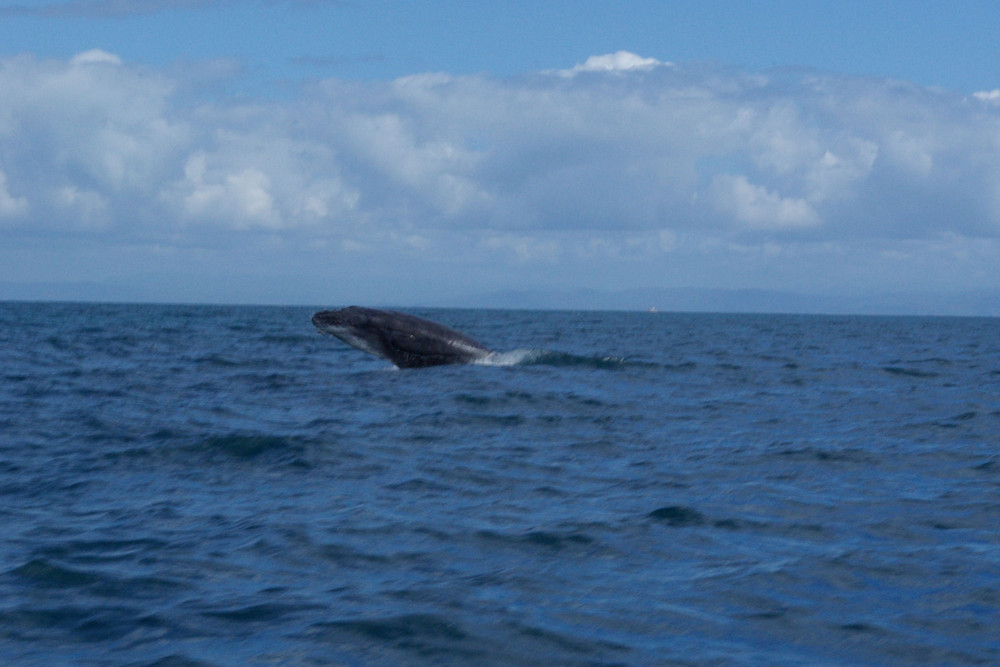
[{"xmin": 2, "ymin": 50, "xmax": 1000, "ymax": 304}]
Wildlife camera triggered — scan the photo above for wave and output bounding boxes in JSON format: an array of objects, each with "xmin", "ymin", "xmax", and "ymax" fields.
[{"xmin": 476, "ymin": 349, "xmax": 633, "ymax": 369}]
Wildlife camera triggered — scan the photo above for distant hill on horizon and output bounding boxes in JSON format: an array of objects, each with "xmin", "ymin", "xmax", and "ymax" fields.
[{"xmin": 444, "ymin": 287, "xmax": 1000, "ymax": 317}]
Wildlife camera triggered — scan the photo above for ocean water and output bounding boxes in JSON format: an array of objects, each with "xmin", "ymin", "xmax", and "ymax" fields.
[{"xmin": 1, "ymin": 301, "xmax": 998, "ymax": 666}]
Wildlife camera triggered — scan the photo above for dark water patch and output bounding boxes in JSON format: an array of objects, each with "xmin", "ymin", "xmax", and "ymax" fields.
[
  {"xmin": 385, "ymin": 477, "xmax": 452, "ymax": 493},
  {"xmin": 140, "ymin": 655, "xmax": 216, "ymax": 667},
  {"xmin": 187, "ymin": 434, "xmax": 303, "ymax": 460},
  {"xmin": 534, "ymin": 484, "xmax": 570, "ymax": 497},
  {"xmin": 0, "ymin": 604, "xmax": 150, "ymax": 644},
  {"xmin": 664, "ymin": 360, "xmax": 698, "ymax": 372},
  {"xmin": 192, "ymin": 354, "xmax": 242, "ymax": 367},
  {"xmin": 305, "ymin": 613, "xmax": 483, "ymax": 661},
  {"xmin": 928, "ymin": 521, "xmax": 959, "ymax": 531},
  {"xmin": 202, "ymin": 602, "xmax": 323, "ymax": 624},
  {"xmin": 316, "ymin": 542, "xmax": 393, "ymax": 568},
  {"xmin": 647, "ymin": 505, "xmax": 706, "ymax": 527},
  {"xmin": 261, "ymin": 333, "xmax": 314, "ymax": 344},
  {"xmin": 322, "ymin": 613, "xmax": 467, "ymax": 642},
  {"xmin": 35, "ymin": 538, "xmax": 170, "ymax": 565},
  {"xmin": 73, "ymin": 385, "xmax": 129, "ymax": 399},
  {"xmin": 9, "ymin": 558, "xmax": 102, "ymax": 588},
  {"xmin": 303, "ymin": 416, "xmax": 352, "ymax": 430},
  {"xmin": 506, "ymin": 620, "xmax": 632, "ymax": 656},
  {"xmin": 0, "ymin": 605, "xmax": 93, "ymax": 639},
  {"xmin": 972, "ymin": 458, "xmax": 998, "ymax": 472},
  {"xmin": 743, "ymin": 606, "xmax": 790, "ymax": 621},
  {"xmin": 408, "ymin": 409, "xmax": 529, "ymax": 430},
  {"xmin": 454, "ymin": 392, "xmax": 492, "ymax": 406},
  {"xmin": 149, "ymin": 428, "xmax": 184, "ymax": 443},
  {"xmin": 237, "ymin": 371, "xmax": 296, "ymax": 390},
  {"xmin": 452, "ymin": 389, "xmax": 576, "ymax": 409},
  {"xmin": 403, "ymin": 431, "xmax": 447, "ymax": 444},
  {"xmin": 647, "ymin": 507, "xmax": 825, "ymax": 540},
  {"xmin": 92, "ymin": 575, "xmax": 190, "ymax": 601},
  {"xmin": 472, "ymin": 528, "xmax": 599, "ymax": 553},
  {"xmin": 522, "ymin": 530, "xmax": 596, "ymax": 550},
  {"xmin": 883, "ymin": 366, "xmax": 940, "ymax": 378},
  {"xmin": 8, "ymin": 556, "xmax": 195, "ymax": 602},
  {"xmin": 917, "ymin": 410, "xmax": 983, "ymax": 430},
  {"xmin": 44, "ymin": 335, "xmax": 72, "ymax": 351},
  {"xmin": 449, "ymin": 412, "xmax": 528, "ymax": 428},
  {"xmin": 769, "ymin": 444, "xmax": 876, "ymax": 463},
  {"xmin": 840, "ymin": 621, "xmax": 884, "ymax": 633},
  {"xmin": 69, "ymin": 605, "xmax": 155, "ymax": 643},
  {"xmin": 909, "ymin": 356, "xmax": 954, "ymax": 366}
]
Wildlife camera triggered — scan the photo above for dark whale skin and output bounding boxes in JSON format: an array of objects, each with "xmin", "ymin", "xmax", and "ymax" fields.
[{"xmin": 312, "ymin": 306, "xmax": 491, "ymax": 368}]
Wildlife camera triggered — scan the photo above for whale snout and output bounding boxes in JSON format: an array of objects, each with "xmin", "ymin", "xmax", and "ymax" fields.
[
  {"xmin": 313, "ymin": 306, "xmax": 368, "ymax": 331},
  {"xmin": 313, "ymin": 309, "xmax": 351, "ymax": 328},
  {"xmin": 312, "ymin": 310, "xmax": 346, "ymax": 335}
]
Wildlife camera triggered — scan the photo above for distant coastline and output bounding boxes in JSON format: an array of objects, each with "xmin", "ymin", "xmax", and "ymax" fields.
[
  {"xmin": 446, "ymin": 287, "xmax": 1000, "ymax": 318},
  {"xmin": 4, "ymin": 282, "xmax": 1000, "ymax": 317}
]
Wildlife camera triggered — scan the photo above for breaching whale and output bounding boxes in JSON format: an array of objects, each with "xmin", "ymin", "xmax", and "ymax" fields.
[{"xmin": 312, "ymin": 306, "xmax": 492, "ymax": 368}]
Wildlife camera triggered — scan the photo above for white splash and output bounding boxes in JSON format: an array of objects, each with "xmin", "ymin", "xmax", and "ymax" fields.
[{"xmin": 474, "ymin": 349, "xmax": 545, "ymax": 366}]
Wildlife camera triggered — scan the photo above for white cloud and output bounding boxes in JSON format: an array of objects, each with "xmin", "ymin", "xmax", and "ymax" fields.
[
  {"xmin": 69, "ymin": 48, "xmax": 123, "ymax": 66},
  {"xmin": 483, "ymin": 234, "xmax": 560, "ymax": 262},
  {"xmin": 58, "ymin": 185, "xmax": 110, "ymax": 228},
  {"xmin": 709, "ymin": 174, "xmax": 821, "ymax": 230},
  {"xmin": 4, "ymin": 49, "xmax": 1000, "ymax": 242},
  {"xmin": 2, "ymin": 50, "xmax": 1000, "ymax": 302},
  {"xmin": 0, "ymin": 51, "xmax": 187, "ymax": 232},
  {"xmin": 0, "ymin": 171, "xmax": 28, "ymax": 220},
  {"xmin": 179, "ymin": 153, "xmax": 278, "ymax": 228},
  {"xmin": 557, "ymin": 51, "xmax": 668, "ymax": 76}
]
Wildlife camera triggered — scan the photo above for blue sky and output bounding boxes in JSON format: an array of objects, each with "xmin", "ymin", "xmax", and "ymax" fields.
[{"xmin": 2, "ymin": 0, "xmax": 1000, "ymax": 311}]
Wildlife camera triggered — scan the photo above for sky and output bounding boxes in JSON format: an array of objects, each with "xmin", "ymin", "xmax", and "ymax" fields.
[{"xmin": 1, "ymin": 0, "xmax": 1000, "ymax": 312}]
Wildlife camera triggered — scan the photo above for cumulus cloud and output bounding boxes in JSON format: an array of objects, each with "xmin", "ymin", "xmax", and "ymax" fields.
[
  {"xmin": 70, "ymin": 48, "xmax": 123, "ymax": 66},
  {"xmin": 0, "ymin": 171, "xmax": 29, "ymax": 219},
  {"xmin": 708, "ymin": 174, "xmax": 821, "ymax": 230},
  {"xmin": 180, "ymin": 154, "xmax": 279, "ymax": 228},
  {"xmin": 555, "ymin": 51, "xmax": 669, "ymax": 76},
  {"xmin": 2, "ymin": 49, "xmax": 1000, "ymax": 300}
]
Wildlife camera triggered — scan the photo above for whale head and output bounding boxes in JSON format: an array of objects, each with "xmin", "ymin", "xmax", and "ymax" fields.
[{"xmin": 312, "ymin": 307, "xmax": 387, "ymax": 357}]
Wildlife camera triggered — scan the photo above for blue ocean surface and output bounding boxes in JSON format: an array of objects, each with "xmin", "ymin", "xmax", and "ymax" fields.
[{"xmin": 1, "ymin": 302, "xmax": 998, "ymax": 665}]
